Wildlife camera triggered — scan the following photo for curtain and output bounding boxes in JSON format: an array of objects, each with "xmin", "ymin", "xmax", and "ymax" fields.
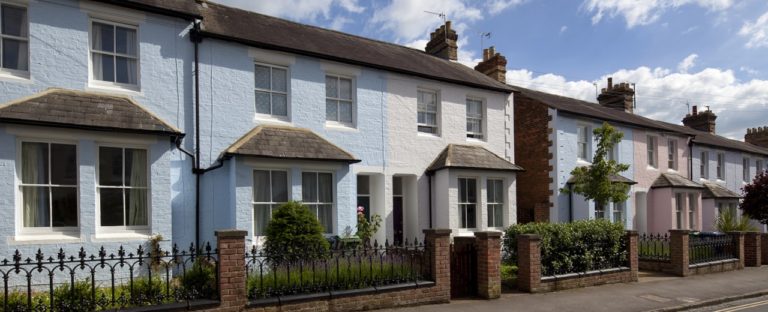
[
  {"xmin": 21, "ymin": 142, "xmax": 47, "ymax": 227},
  {"xmin": 128, "ymin": 149, "xmax": 147, "ymax": 226}
]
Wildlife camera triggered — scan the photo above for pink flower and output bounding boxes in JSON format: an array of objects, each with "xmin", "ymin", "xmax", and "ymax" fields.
[{"xmin": 357, "ymin": 206, "xmax": 365, "ymax": 213}]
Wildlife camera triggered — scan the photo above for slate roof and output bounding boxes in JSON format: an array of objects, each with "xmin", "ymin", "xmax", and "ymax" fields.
[
  {"xmin": 426, "ymin": 144, "xmax": 523, "ymax": 173},
  {"xmin": 0, "ymin": 89, "xmax": 182, "ymax": 136},
  {"xmin": 224, "ymin": 125, "xmax": 359, "ymax": 163},
  {"xmin": 651, "ymin": 173, "xmax": 704, "ymax": 189},
  {"xmin": 702, "ymin": 183, "xmax": 742, "ymax": 199},
  {"xmin": 514, "ymin": 85, "xmax": 768, "ymax": 157},
  {"xmin": 567, "ymin": 173, "xmax": 637, "ymax": 185},
  {"xmin": 93, "ymin": 0, "xmax": 202, "ymax": 19},
  {"xmin": 116, "ymin": 0, "xmax": 513, "ymax": 93}
]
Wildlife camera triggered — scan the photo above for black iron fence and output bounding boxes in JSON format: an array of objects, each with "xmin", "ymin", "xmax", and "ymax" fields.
[
  {"xmin": 639, "ymin": 233, "xmax": 671, "ymax": 262},
  {"xmin": 0, "ymin": 243, "xmax": 218, "ymax": 312},
  {"xmin": 689, "ymin": 233, "xmax": 738, "ymax": 265},
  {"xmin": 245, "ymin": 239, "xmax": 432, "ymax": 300}
]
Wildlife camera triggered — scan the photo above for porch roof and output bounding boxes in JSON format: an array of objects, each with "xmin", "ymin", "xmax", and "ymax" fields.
[
  {"xmin": 702, "ymin": 183, "xmax": 742, "ymax": 199},
  {"xmin": 224, "ymin": 125, "xmax": 359, "ymax": 163},
  {"xmin": 426, "ymin": 144, "xmax": 523, "ymax": 174},
  {"xmin": 651, "ymin": 173, "xmax": 704, "ymax": 189},
  {"xmin": 566, "ymin": 173, "xmax": 637, "ymax": 185}
]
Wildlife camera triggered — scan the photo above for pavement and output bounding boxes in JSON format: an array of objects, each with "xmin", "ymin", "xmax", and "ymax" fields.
[
  {"xmin": 690, "ymin": 295, "xmax": 768, "ymax": 312},
  {"xmin": 381, "ymin": 267, "xmax": 768, "ymax": 312}
]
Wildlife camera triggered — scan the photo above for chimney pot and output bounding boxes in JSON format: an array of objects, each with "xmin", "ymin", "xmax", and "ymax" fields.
[
  {"xmin": 607, "ymin": 77, "xmax": 613, "ymax": 90},
  {"xmin": 598, "ymin": 78, "xmax": 634, "ymax": 113},
  {"xmin": 692, "ymin": 105, "xmax": 698, "ymax": 115},
  {"xmin": 425, "ymin": 21, "xmax": 458, "ymax": 61},
  {"xmin": 473, "ymin": 46, "xmax": 507, "ymax": 83},
  {"xmin": 683, "ymin": 105, "xmax": 717, "ymax": 134}
]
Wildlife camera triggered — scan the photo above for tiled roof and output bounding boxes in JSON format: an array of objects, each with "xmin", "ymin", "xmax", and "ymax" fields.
[
  {"xmin": 0, "ymin": 88, "xmax": 182, "ymax": 136},
  {"xmin": 651, "ymin": 173, "xmax": 704, "ymax": 189},
  {"xmin": 118, "ymin": 0, "xmax": 513, "ymax": 93},
  {"xmin": 426, "ymin": 144, "xmax": 523, "ymax": 173},
  {"xmin": 514, "ymin": 85, "xmax": 768, "ymax": 157},
  {"xmin": 94, "ymin": 0, "xmax": 202, "ymax": 19},
  {"xmin": 224, "ymin": 125, "xmax": 359, "ymax": 163},
  {"xmin": 567, "ymin": 173, "xmax": 637, "ymax": 185},
  {"xmin": 702, "ymin": 183, "xmax": 742, "ymax": 199}
]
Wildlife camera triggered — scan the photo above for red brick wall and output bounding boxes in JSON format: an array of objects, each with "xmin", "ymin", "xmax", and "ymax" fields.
[
  {"xmin": 744, "ymin": 232, "xmax": 761, "ymax": 267},
  {"xmin": 475, "ymin": 231, "xmax": 502, "ymax": 299},
  {"xmin": 514, "ymin": 94, "xmax": 553, "ymax": 223},
  {"xmin": 762, "ymin": 233, "xmax": 768, "ymax": 265}
]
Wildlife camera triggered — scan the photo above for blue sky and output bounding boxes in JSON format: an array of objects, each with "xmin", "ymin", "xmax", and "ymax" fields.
[{"xmin": 213, "ymin": 0, "xmax": 768, "ymax": 140}]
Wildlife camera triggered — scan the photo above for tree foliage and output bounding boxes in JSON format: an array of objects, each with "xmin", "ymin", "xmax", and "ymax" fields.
[
  {"xmin": 740, "ymin": 170, "xmax": 768, "ymax": 225},
  {"xmin": 715, "ymin": 208, "xmax": 757, "ymax": 232},
  {"xmin": 264, "ymin": 201, "xmax": 329, "ymax": 259},
  {"xmin": 563, "ymin": 122, "xmax": 631, "ymax": 210}
]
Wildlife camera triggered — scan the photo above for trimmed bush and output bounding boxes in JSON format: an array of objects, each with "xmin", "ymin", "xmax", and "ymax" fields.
[
  {"xmin": 264, "ymin": 201, "xmax": 330, "ymax": 261},
  {"xmin": 179, "ymin": 258, "xmax": 217, "ymax": 298},
  {"xmin": 503, "ymin": 219, "xmax": 627, "ymax": 276}
]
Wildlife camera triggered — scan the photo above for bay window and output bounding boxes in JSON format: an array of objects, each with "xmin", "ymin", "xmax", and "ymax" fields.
[
  {"xmin": 19, "ymin": 142, "xmax": 78, "ymax": 230},
  {"xmin": 487, "ymin": 179, "xmax": 503, "ymax": 228},
  {"xmin": 253, "ymin": 170, "xmax": 288, "ymax": 236},
  {"xmin": 458, "ymin": 178, "xmax": 476, "ymax": 228},
  {"xmin": 98, "ymin": 147, "xmax": 148, "ymax": 229},
  {"xmin": 302, "ymin": 172, "xmax": 333, "ymax": 232}
]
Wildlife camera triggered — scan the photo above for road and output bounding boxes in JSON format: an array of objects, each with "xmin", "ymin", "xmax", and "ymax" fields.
[{"xmin": 688, "ymin": 296, "xmax": 768, "ymax": 312}]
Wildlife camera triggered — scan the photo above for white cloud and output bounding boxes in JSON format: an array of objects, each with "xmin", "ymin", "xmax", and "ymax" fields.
[
  {"xmin": 582, "ymin": 0, "xmax": 733, "ymax": 28},
  {"xmin": 677, "ymin": 53, "xmax": 698, "ymax": 73},
  {"xmin": 740, "ymin": 66, "xmax": 759, "ymax": 76},
  {"xmin": 681, "ymin": 26, "xmax": 698, "ymax": 35},
  {"xmin": 337, "ymin": 0, "xmax": 365, "ymax": 13},
  {"xmin": 329, "ymin": 16, "xmax": 353, "ymax": 30},
  {"xmin": 371, "ymin": 0, "xmax": 483, "ymax": 42},
  {"xmin": 211, "ymin": 0, "xmax": 362, "ymax": 21},
  {"xmin": 560, "ymin": 25, "xmax": 568, "ymax": 34},
  {"xmin": 739, "ymin": 11, "xmax": 768, "ymax": 48},
  {"xmin": 505, "ymin": 55, "xmax": 768, "ymax": 139},
  {"xmin": 486, "ymin": 0, "xmax": 527, "ymax": 15}
]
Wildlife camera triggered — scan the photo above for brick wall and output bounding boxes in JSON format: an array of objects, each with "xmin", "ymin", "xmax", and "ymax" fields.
[
  {"xmin": 762, "ymin": 233, "xmax": 768, "ymax": 265},
  {"xmin": 744, "ymin": 232, "xmax": 761, "ymax": 267},
  {"xmin": 641, "ymin": 230, "xmax": 750, "ymax": 277},
  {"xmin": 475, "ymin": 231, "xmax": 502, "ymax": 299},
  {"xmin": 514, "ymin": 94, "xmax": 553, "ymax": 223}
]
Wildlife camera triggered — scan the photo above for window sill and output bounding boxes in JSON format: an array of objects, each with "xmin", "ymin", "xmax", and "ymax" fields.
[
  {"xmin": 465, "ymin": 137, "xmax": 486, "ymax": 144},
  {"xmin": 647, "ymin": 166, "xmax": 659, "ymax": 171},
  {"xmin": 254, "ymin": 114, "xmax": 291, "ymax": 125},
  {"xmin": 86, "ymin": 82, "xmax": 142, "ymax": 96},
  {"xmin": 417, "ymin": 132, "xmax": 441, "ymax": 139},
  {"xmin": 325, "ymin": 122, "xmax": 357, "ymax": 131},
  {"xmin": 10, "ymin": 233, "xmax": 83, "ymax": 245},
  {"xmin": 576, "ymin": 159, "xmax": 592, "ymax": 166},
  {"xmin": 92, "ymin": 232, "xmax": 151, "ymax": 242},
  {"xmin": 0, "ymin": 70, "xmax": 31, "ymax": 83}
]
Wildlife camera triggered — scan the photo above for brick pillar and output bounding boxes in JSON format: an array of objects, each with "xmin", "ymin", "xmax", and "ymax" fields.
[
  {"xmin": 728, "ymin": 232, "xmax": 746, "ymax": 269},
  {"xmin": 216, "ymin": 229, "xmax": 248, "ymax": 309},
  {"xmin": 475, "ymin": 231, "xmax": 502, "ymax": 299},
  {"xmin": 626, "ymin": 230, "xmax": 639, "ymax": 281},
  {"xmin": 744, "ymin": 232, "xmax": 761, "ymax": 267},
  {"xmin": 517, "ymin": 234, "xmax": 541, "ymax": 293},
  {"xmin": 424, "ymin": 229, "xmax": 452, "ymax": 303},
  {"xmin": 762, "ymin": 233, "xmax": 768, "ymax": 265},
  {"xmin": 669, "ymin": 230, "xmax": 690, "ymax": 277}
]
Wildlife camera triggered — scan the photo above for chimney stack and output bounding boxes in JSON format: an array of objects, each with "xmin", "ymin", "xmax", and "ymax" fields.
[
  {"xmin": 682, "ymin": 105, "xmax": 717, "ymax": 134},
  {"xmin": 745, "ymin": 126, "xmax": 768, "ymax": 148},
  {"xmin": 474, "ymin": 46, "xmax": 507, "ymax": 83},
  {"xmin": 425, "ymin": 21, "xmax": 458, "ymax": 61},
  {"xmin": 597, "ymin": 77, "xmax": 635, "ymax": 113}
]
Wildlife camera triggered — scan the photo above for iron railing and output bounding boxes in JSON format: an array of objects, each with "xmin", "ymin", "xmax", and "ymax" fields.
[
  {"xmin": 689, "ymin": 233, "xmax": 738, "ymax": 265},
  {"xmin": 639, "ymin": 233, "xmax": 671, "ymax": 262},
  {"xmin": 245, "ymin": 239, "xmax": 431, "ymax": 300},
  {"xmin": 0, "ymin": 243, "xmax": 218, "ymax": 311}
]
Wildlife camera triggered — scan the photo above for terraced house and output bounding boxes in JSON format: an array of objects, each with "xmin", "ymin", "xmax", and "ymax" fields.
[{"xmin": 0, "ymin": 0, "xmax": 521, "ymax": 256}]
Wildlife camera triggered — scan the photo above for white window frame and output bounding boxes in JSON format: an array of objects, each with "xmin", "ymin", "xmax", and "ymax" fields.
[
  {"xmin": 577, "ymin": 125, "xmax": 591, "ymax": 162},
  {"xmin": 252, "ymin": 169, "xmax": 289, "ymax": 236},
  {"xmin": 417, "ymin": 89, "xmax": 440, "ymax": 135},
  {"xmin": 716, "ymin": 152, "xmax": 725, "ymax": 180},
  {"xmin": 302, "ymin": 171, "xmax": 334, "ymax": 234},
  {"xmin": 96, "ymin": 144, "xmax": 151, "ymax": 234},
  {"xmin": 612, "ymin": 201, "xmax": 625, "ymax": 225},
  {"xmin": 254, "ymin": 63, "xmax": 290, "ymax": 120},
  {"xmin": 647, "ymin": 135, "xmax": 658, "ymax": 168},
  {"xmin": 743, "ymin": 157, "xmax": 750, "ymax": 182},
  {"xmin": 466, "ymin": 97, "xmax": 485, "ymax": 140},
  {"xmin": 0, "ymin": 2, "xmax": 30, "ymax": 78},
  {"xmin": 88, "ymin": 18, "xmax": 140, "ymax": 91},
  {"xmin": 324, "ymin": 74, "xmax": 355, "ymax": 127},
  {"xmin": 688, "ymin": 193, "xmax": 697, "ymax": 230},
  {"xmin": 757, "ymin": 159, "xmax": 764, "ymax": 175},
  {"xmin": 356, "ymin": 175, "xmax": 371, "ymax": 220},
  {"xmin": 700, "ymin": 150, "xmax": 709, "ymax": 180},
  {"xmin": 486, "ymin": 178, "xmax": 504, "ymax": 228},
  {"xmin": 458, "ymin": 177, "xmax": 477, "ymax": 229},
  {"xmin": 668, "ymin": 139, "xmax": 678, "ymax": 171},
  {"xmin": 16, "ymin": 139, "xmax": 79, "ymax": 235},
  {"xmin": 675, "ymin": 193, "xmax": 684, "ymax": 230}
]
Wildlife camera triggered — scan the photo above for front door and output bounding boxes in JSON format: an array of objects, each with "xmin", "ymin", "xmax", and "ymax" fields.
[{"xmin": 393, "ymin": 176, "xmax": 403, "ymax": 245}]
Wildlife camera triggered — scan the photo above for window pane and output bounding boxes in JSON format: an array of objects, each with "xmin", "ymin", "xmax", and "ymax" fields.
[
  {"xmin": 393, "ymin": 176, "xmax": 402, "ymax": 196},
  {"xmin": 124, "ymin": 148, "xmax": 147, "ymax": 187},
  {"xmin": 467, "ymin": 179, "xmax": 476, "ymax": 203},
  {"xmin": 318, "ymin": 173, "xmax": 333, "ymax": 202},
  {"xmin": 418, "ymin": 125, "xmax": 435, "ymax": 134},
  {"xmin": 325, "ymin": 76, "xmax": 337, "ymax": 98},
  {"xmin": 51, "ymin": 187, "xmax": 77, "ymax": 227},
  {"xmin": 339, "ymin": 101, "xmax": 352, "ymax": 123},
  {"xmin": 467, "ymin": 119, "xmax": 481, "ymax": 133},
  {"xmin": 357, "ymin": 196, "xmax": 370, "ymax": 219},
  {"xmin": 255, "ymin": 91, "xmax": 271, "ymax": 114},
  {"xmin": 254, "ymin": 65, "xmax": 270, "ymax": 90},
  {"xmin": 99, "ymin": 147, "xmax": 123, "ymax": 186},
  {"xmin": 100, "ymin": 188, "xmax": 124, "ymax": 226},
  {"xmin": 357, "ymin": 175, "xmax": 370, "ymax": 194},
  {"xmin": 272, "ymin": 93, "xmax": 287, "ymax": 116},
  {"xmin": 253, "ymin": 170, "xmax": 270, "ymax": 202},
  {"xmin": 2, "ymin": 38, "xmax": 28, "ymax": 71},
  {"xmin": 254, "ymin": 204, "xmax": 271, "ymax": 236},
  {"xmin": 339, "ymin": 78, "xmax": 352, "ymax": 100},
  {"xmin": 494, "ymin": 204, "xmax": 503, "ymax": 227},
  {"xmin": 326, "ymin": 99, "xmax": 337, "ymax": 121},
  {"xmin": 92, "ymin": 23, "xmax": 114, "ymax": 52},
  {"xmin": 94, "ymin": 54, "xmax": 115, "ymax": 82},
  {"xmin": 302, "ymin": 172, "xmax": 317, "ymax": 202},
  {"xmin": 115, "ymin": 56, "xmax": 137, "ymax": 85},
  {"xmin": 425, "ymin": 112, "xmax": 436, "ymax": 126},
  {"xmin": 466, "ymin": 204, "xmax": 476, "ymax": 228},
  {"xmin": 458, "ymin": 178, "xmax": 467, "ymax": 202},
  {"xmin": 319, "ymin": 204, "xmax": 333, "ymax": 232},
  {"xmin": 271, "ymin": 171, "xmax": 288, "ymax": 202},
  {"xmin": 50, "ymin": 144, "xmax": 76, "ymax": 185},
  {"xmin": 272, "ymin": 68, "xmax": 287, "ymax": 92},
  {"xmin": 21, "ymin": 142, "xmax": 48, "ymax": 184},
  {"xmin": 2, "ymin": 5, "xmax": 27, "ymax": 37},
  {"xmin": 21, "ymin": 186, "xmax": 49, "ymax": 227},
  {"xmin": 126, "ymin": 188, "xmax": 148, "ymax": 226},
  {"xmin": 115, "ymin": 26, "xmax": 136, "ymax": 56}
]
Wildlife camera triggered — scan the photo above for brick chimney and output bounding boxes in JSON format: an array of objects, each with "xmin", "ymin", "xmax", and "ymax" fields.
[
  {"xmin": 425, "ymin": 21, "xmax": 458, "ymax": 61},
  {"xmin": 745, "ymin": 126, "xmax": 768, "ymax": 148},
  {"xmin": 474, "ymin": 46, "xmax": 507, "ymax": 83},
  {"xmin": 597, "ymin": 77, "xmax": 635, "ymax": 113},
  {"xmin": 682, "ymin": 105, "xmax": 717, "ymax": 134}
]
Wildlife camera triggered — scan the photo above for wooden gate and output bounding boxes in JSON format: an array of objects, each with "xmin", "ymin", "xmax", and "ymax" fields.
[{"xmin": 450, "ymin": 241, "xmax": 477, "ymax": 298}]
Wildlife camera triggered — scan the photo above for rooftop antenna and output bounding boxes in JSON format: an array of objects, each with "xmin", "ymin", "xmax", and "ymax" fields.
[
  {"xmin": 631, "ymin": 82, "xmax": 636, "ymax": 109},
  {"xmin": 479, "ymin": 32, "xmax": 491, "ymax": 51},
  {"xmin": 686, "ymin": 101, "xmax": 690, "ymax": 114},
  {"xmin": 424, "ymin": 11, "xmax": 447, "ymax": 40},
  {"xmin": 705, "ymin": 105, "xmax": 711, "ymax": 112},
  {"xmin": 593, "ymin": 82, "xmax": 598, "ymax": 98}
]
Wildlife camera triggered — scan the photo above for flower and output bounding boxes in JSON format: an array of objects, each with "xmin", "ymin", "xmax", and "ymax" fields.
[{"xmin": 357, "ymin": 206, "xmax": 365, "ymax": 213}]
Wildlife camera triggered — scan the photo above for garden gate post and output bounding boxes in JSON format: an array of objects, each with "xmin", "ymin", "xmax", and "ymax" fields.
[
  {"xmin": 762, "ymin": 233, "xmax": 768, "ymax": 265},
  {"xmin": 424, "ymin": 229, "xmax": 452, "ymax": 304},
  {"xmin": 215, "ymin": 229, "xmax": 248, "ymax": 310},
  {"xmin": 744, "ymin": 232, "xmax": 761, "ymax": 267},
  {"xmin": 669, "ymin": 230, "xmax": 690, "ymax": 277},
  {"xmin": 517, "ymin": 234, "xmax": 541, "ymax": 293},
  {"xmin": 475, "ymin": 231, "xmax": 502, "ymax": 299},
  {"xmin": 728, "ymin": 231, "xmax": 746, "ymax": 269},
  {"xmin": 626, "ymin": 230, "xmax": 639, "ymax": 281}
]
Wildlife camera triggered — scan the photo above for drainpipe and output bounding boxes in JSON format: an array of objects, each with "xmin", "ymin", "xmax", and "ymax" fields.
[
  {"xmin": 688, "ymin": 137, "xmax": 694, "ymax": 180},
  {"xmin": 191, "ymin": 21, "xmax": 203, "ymax": 247},
  {"xmin": 428, "ymin": 174, "xmax": 433, "ymax": 229},
  {"xmin": 568, "ymin": 183, "xmax": 574, "ymax": 222}
]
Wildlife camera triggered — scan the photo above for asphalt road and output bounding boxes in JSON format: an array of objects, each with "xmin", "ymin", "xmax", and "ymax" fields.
[{"xmin": 688, "ymin": 296, "xmax": 768, "ymax": 312}]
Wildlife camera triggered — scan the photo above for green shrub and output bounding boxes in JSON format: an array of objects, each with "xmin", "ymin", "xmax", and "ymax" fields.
[
  {"xmin": 715, "ymin": 208, "xmax": 758, "ymax": 232},
  {"xmin": 2, "ymin": 291, "xmax": 50, "ymax": 312},
  {"xmin": 500, "ymin": 264, "xmax": 517, "ymax": 290},
  {"xmin": 179, "ymin": 258, "xmax": 217, "ymax": 298},
  {"xmin": 52, "ymin": 280, "xmax": 99, "ymax": 310},
  {"xmin": 264, "ymin": 201, "xmax": 329, "ymax": 261},
  {"xmin": 503, "ymin": 219, "xmax": 627, "ymax": 275}
]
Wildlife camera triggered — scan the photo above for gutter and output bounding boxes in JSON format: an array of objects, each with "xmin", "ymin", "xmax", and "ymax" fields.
[{"xmin": 92, "ymin": 0, "xmax": 202, "ymax": 20}]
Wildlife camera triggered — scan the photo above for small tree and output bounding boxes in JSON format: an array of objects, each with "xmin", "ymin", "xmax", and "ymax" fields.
[
  {"xmin": 563, "ymin": 122, "xmax": 631, "ymax": 213},
  {"xmin": 740, "ymin": 170, "xmax": 768, "ymax": 225},
  {"xmin": 264, "ymin": 201, "xmax": 329, "ymax": 260}
]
